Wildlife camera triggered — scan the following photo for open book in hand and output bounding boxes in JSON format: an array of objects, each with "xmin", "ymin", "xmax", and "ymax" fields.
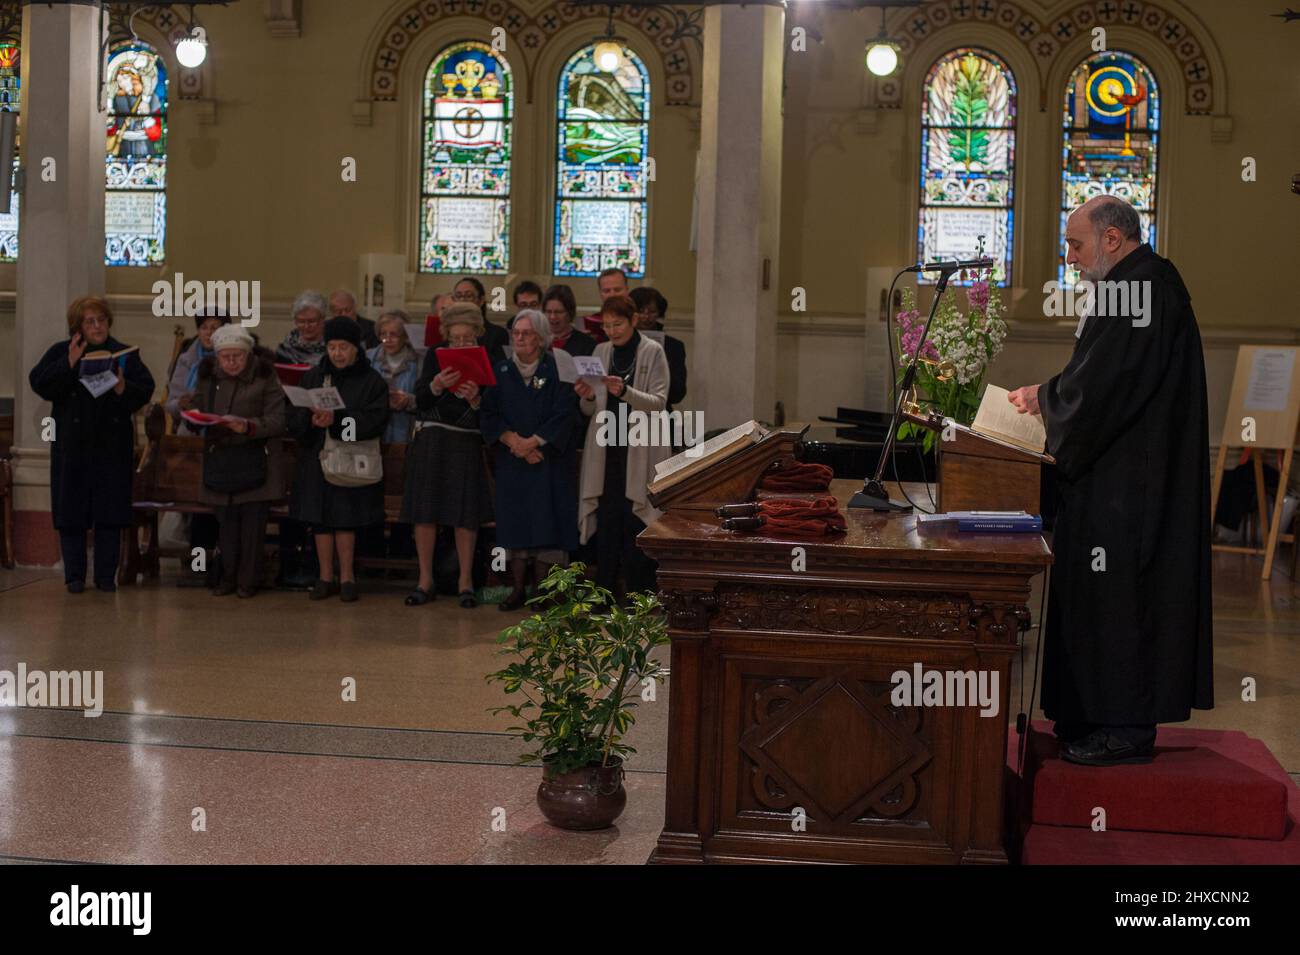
[
  {"xmin": 79, "ymin": 345, "xmax": 139, "ymax": 377},
  {"xmin": 967, "ymin": 384, "xmax": 1047, "ymax": 455}
]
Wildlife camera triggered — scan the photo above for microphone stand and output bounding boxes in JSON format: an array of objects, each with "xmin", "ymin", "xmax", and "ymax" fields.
[{"xmin": 849, "ymin": 264, "xmax": 957, "ymax": 510}]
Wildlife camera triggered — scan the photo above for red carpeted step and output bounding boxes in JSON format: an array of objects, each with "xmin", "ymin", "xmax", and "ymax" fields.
[
  {"xmin": 1020, "ymin": 817, "xmax": 1300, "ymax": 865},
  {"xmin": 1008, "ymin": 722, "xmax": 1291, "ymax": 841}
]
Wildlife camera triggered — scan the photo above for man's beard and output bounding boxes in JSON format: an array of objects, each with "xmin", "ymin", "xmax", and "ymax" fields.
[{"xmin": 1080, "ymin": 249, "xmax": 1117, "ymax": 284}]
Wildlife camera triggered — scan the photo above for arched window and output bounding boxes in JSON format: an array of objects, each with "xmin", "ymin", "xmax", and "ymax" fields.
[
  {"xmin": 0, "ymin": 39, "xmax": 20, "ymax": 262},
  {"xmin": 917, "ymin": 48, "xmax": 1017, "ymax": 286},
  {"xmin": 1060, "ymin": 52, "xmax": 1159, "ymax": 283},
  {"xmin": 104, "ymin": 42, "xmax": 167, "ymax": 267},
  {"xmin": 420, "ymin": 41, "xmax": 513, "ymax": 274},
  {"xmin": 553, "ymin": 43, "xmax": 649, "ymax": 278}
]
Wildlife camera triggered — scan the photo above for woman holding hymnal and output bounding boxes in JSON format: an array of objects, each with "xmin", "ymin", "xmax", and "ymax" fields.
[{"xmin": 28, "ymin": 295, "xmax": 155, "ymax": 593}]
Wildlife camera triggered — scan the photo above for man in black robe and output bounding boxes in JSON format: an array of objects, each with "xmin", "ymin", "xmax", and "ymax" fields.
[{"xmin": 1008, "ymin": 195, "xmax": 1213, "ymax": 766}]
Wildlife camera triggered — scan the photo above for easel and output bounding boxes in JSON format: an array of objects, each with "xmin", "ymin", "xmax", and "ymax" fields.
[{"xmin": 1209, "ymin": 345, "xmax": 1300, "ymax": 580}]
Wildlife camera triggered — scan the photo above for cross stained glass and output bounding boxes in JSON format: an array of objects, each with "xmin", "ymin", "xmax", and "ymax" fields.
[
  {"xmin": 553, "ymin": 44, "xmax": 649, "ymax": 277},
  {"xmin": 0, "ymin": 40, "xmax": 20, "ymax": 262},
  {"xmin": 420, "ymin": 41, "xmax": 513, "ymax": 274},
  {"xmin": 104, "ymin": 42, "xmax": 167, "ymax": 267},
  {"xmin": 1059, "ymin": 51, "xmax": 1159, "ymax": 284},
  {"xmin": 917, "ymin": 48, "xmax": 1017, "ymax": 287}
]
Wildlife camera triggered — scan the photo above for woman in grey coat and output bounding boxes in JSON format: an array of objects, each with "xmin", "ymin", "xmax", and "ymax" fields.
[{"xmin": 192, "ymin": 325, "xmax": 288, "ymax": 597}]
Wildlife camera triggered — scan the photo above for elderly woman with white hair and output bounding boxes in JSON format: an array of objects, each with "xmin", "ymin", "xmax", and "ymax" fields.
[
  {"xmin": 479, "ymin": 308, "xmax": 580, "ymax": 611},
  {"xmin": 190, "ymin": 324, "xmax": 288, "ymax": 597},
  {"xmin": 367, "ymin": 310, "xmax": 420, "ymax": 444},
  {"xmin": 276, "ymin": 289, "xmax": 330, "ymax": 365},
  {"xmin": 399, "ymin": 302, "xmax": 495, "ymax": 607}
]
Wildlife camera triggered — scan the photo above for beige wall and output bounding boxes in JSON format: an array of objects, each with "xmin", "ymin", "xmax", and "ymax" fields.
[{"xmin": 2, "ymin": 0, "xmax": 1297, "ymax": 432}]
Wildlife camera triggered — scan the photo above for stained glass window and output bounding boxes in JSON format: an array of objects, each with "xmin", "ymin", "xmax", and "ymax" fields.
[
  {"xmin": 104, "ymin": 42, "xmax": 167, "ymax": 267},
  {"xmin": 918, "ymin": 48, "xmax": 1016, "ymax": 286},
  {"xmin": 553, "ymin": 44, "xmax": 649, "ymax": 278},
  {"xmin": 0, "ymin": 40, "xmax": 20, "ymax": 262},
  {"xmin": 419, "ymin": 41, "xmax": 513, "ymax": 274},
  {"xmin": 1060, "ymin": 52, "xmax": 1159, "ymax": 283}
]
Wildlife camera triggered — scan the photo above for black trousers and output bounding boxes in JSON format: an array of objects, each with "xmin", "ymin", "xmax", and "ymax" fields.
[
  {"xmin": 60, "ymin": 525, "xmax": 122, "ymax": 586},
  {"xmin": 215, "ymin": 501, "xmax": 272, "ymax": 591},
  {"xmin": 594, "ymin": 491, "xmax": 657, "ymax": 600}
]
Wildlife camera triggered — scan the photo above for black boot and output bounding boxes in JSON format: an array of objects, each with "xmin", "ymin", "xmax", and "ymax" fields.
[{"xmin": 498, "ymin": 557, "xmax": 528, "ymax": 611}]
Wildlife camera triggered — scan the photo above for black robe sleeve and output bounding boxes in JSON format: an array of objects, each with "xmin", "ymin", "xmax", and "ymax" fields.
[
  {"xmin": 29, "ymin": 341, "xmax": 79, "ymax": 401},
  {"xmin": 665, "ymin": 335, "xmax": 688, "ymax": 407}
]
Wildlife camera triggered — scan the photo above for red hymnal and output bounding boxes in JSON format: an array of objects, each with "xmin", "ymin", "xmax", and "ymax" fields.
[{"xmin": 435, "ymin": 345, "xmax": 496, "ymax": 386}]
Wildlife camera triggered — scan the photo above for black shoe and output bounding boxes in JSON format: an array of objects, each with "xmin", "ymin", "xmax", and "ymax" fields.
[
  {"xmin": 309, "ymin": 579, "xmax": 335, "ymax": 601},
  {"xmin": 459, "ymin": 590, "xmax": 477, "ymax": 608},
  {"xmin": 339, "ymin": 581, "xmax": 358, "ymax": 603},
  {"xmin": 404, "ymin": 587, "xmax": 434, "ymax": 606},
  {"xmin": 1062, "ymin": 730, "xmax": 1155, "ymax": 767},
  {"xmin": 212, "ymin": 580, "xmax": 238, "ymax": 597},
  {"xmin": 95, "ymin": 579, "xmax": 117, "ymax": 593},
  {"xmin": 66, "ymin": 581, "xmax": 85, "ymax": 594},
  {"xmin": 237, "ymin": 587, "xmax": 257, "ymax": 599},
  {"xmin": 498, "ymin": 589, "xmax": 526, "ymax": 611}
]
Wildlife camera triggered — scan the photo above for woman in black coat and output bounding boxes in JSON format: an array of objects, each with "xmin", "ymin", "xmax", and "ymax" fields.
[
  {"xmin": 28, "ymin": 296, "xmax": 155, "ymax": 593},
  {"xmin": 287, "ymin": 317, "xmax": 389, "ymax": 602},
  {"xmin": 479, "ymin": 309, "xmax": 580, "ymax": 610}
]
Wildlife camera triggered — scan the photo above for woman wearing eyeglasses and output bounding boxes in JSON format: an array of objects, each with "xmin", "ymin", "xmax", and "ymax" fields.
[
  {"xmin": 366, "ymin": 311, "xmax": 420, "ymax": 444},
  {"xmin": 399, "ymin": 303, "xmax": 495, "ymax": 607},
  {"xmin": 574, "ymin": 294, "xmax": 671, "ymax": 604},
  {"xmin": 451, "ymin": 275, "xmax": 509, "ymax": 363},
  {"xmin": 276, "ymin": 290, "xmax": 330, "ymax": 366}
]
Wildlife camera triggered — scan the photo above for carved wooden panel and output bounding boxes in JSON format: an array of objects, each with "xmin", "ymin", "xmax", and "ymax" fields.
[
  {"xmin": 714, "ymin": 584, "xmax": 971, "ymax": 639},
  {"xmin": 719, "ymin": 660, "xmax": 957, "ymax": 848}
]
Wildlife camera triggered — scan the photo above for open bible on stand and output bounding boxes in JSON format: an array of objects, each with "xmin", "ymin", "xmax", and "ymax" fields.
[{"xmin": 958, "ymin": 383, "xmax": 1047, "ymax": 455}]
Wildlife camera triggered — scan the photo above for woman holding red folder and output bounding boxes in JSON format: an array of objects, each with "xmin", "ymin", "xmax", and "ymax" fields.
[{"xmin": 399, "ymin": 303, "xmax": 495, "ymax": 607}]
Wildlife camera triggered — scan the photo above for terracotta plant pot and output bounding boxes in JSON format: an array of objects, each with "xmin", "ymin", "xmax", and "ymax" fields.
[{"xmin": 537, "ymin": 757, "xmax": 627, "ymax": 830}]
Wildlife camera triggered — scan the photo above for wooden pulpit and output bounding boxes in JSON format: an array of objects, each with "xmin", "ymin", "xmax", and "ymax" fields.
[
  {"xmin": 640, "ymin": 435, "xmax": 1052, "ymax": 865},
  {"xmin": 903, "ymin": 411, "xmax": 1052, "ymax": 514}
]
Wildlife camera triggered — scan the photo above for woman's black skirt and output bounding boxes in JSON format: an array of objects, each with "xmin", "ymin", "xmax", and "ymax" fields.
[{"xmin": 399, "ymin": 424, "xmax": 494, "ymax": 529}]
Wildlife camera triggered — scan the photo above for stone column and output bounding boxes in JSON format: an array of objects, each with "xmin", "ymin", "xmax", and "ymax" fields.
[
  {"xmin": 691, "ymin": 4, "xmax": 784, "ymax": 429},
  {"xmin": 12, "ymin": 2, "xmax": 106, "ymax": 564}
]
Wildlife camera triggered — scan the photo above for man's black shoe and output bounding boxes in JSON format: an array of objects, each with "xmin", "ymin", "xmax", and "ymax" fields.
[{"xmin": 1062, "ymin": 730, "xmax": 1154, "ymax": 766}]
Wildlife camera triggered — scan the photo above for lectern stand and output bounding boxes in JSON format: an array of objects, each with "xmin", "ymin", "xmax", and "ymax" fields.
[{"xmin": 641, "ymin": 466, "xmax": 1052, "ymax": 864}]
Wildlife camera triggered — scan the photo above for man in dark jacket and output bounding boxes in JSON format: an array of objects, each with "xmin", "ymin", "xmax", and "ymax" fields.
[
  {"xmin": 29, "ymin": 296, "xmax": 155, "ymax": 592},
  {"xmin": 1008, "ymin": 195, "xmax": 1213, "ymax": 766}
]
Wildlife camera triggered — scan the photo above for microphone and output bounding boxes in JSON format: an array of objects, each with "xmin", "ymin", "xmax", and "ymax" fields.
[{"xmin": 905, "ymin": 257, "xmax": 994, "ymax": 274}]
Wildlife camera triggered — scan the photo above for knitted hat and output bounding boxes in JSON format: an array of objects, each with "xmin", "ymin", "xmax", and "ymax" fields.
[
  {"xmin": 324, "ymin": 316, "xmax": 361, "ymax": 347},
  {"xmin": 440, "ymin": 302, "xmax": 484, "ymax": 337},
  {"xmin": 211, "ymin": 324, "xmax": 254, "ymax": 353}
]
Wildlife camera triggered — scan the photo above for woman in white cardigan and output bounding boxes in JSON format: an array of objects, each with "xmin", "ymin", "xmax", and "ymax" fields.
[{"xmin": 574, "ymin": 295, "xmax": 672, "ymax": 601}]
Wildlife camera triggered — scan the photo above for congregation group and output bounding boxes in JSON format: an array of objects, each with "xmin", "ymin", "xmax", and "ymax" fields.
[{"xmin": 28, "ymin": 268, "xmax": 690, "ymax": 610}]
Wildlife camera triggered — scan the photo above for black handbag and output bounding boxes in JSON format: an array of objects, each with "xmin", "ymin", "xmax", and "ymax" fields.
[{"xmin": 202, "ymin": 378, "xmax": 268, "ymax": 495}]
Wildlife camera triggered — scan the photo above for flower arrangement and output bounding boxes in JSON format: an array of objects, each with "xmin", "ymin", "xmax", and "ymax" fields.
[{"xmin": 895, "ymin": 273, "xmax": 1007, "ymax": 453}]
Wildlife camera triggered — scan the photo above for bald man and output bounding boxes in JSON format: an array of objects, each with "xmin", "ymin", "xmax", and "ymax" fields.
[
  {"xmin": 1008, "ymin": 196, "xmax": 1213, "ymax": 767},
  {"xmin": 329, "ymin": 289, "xmax": 378, "ymax": 350}
]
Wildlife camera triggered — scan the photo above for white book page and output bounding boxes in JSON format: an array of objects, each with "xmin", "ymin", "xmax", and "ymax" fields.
[{"xmin": 972, "ymin": 384, "xmax": 1046, "ymax": 452}]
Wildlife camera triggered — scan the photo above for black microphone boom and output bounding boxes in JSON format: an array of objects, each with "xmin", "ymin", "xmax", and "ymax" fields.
[{"xmin": 905, "ymin": 256, "xmax": 994, "ymax": 274}]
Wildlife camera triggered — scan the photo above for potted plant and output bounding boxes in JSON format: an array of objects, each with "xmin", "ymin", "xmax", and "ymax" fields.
[{"xmin": 486, "ymin": 562, "xmax": 668, "ymax": 831}]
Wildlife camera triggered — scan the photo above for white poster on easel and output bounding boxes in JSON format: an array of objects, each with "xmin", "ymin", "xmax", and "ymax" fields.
[{"xmin": 1243, "ymin": 349, "xmax": 1295, "ymax": 412}]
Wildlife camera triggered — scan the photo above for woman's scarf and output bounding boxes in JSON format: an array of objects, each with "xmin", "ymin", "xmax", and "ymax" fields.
[
  {"xmin": 512, "ymin": 352, "xmax": 541, "ymax": 384},
  {"xmin": 185, "ymin": 341, "xmax": 213, "ymax": 391},
  {"xmin": 278, "ymin": 329, "xmax": 327, "ymax": 364}
]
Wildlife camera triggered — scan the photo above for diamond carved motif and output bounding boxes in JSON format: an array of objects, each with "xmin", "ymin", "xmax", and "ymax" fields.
[{"xmin": 741, "ymin": 677, "xmax": 932, "ymax": 823}]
